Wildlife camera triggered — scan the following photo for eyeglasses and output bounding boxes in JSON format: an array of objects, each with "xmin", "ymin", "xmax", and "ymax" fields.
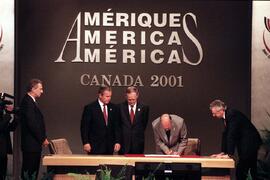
[{"xmin": 211, "ymin": 108, "xmax": 224, "ymax": 116}]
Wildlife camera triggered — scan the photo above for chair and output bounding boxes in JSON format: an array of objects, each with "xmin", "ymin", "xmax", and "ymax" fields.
[
  {"xmin": 183, "ymin": 138, "xmax": 201, "ymax": 155},
  {"xmin": 49, "ymin": 138, "xmax": 72, "ymax": 154}
]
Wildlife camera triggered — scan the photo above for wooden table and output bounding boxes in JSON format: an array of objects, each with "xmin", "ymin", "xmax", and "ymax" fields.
[{"xmin": 43, "ymin": 154, "xmax": 235, "ymax": 179}]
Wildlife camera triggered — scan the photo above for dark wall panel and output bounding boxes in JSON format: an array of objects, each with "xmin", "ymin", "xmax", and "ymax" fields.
[{"xmin": 17, "ymin": 0, "xmax": 251, "ymax": 155}]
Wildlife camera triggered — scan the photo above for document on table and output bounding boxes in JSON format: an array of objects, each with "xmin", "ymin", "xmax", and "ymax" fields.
[{"xmin": 144, "ymin": 154, "xmax": 180, "ymax": 157}]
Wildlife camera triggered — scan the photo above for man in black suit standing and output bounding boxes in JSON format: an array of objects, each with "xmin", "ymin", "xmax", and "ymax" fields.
[
  {"xmin": 118, "ymin": 86, "xmax": 149, "ymax": 154},
  {"xmin": 80, "ymin": 86, "xmax": 121, "ymax": 154},
  {"xmin": 0, "ymin": 103, "xmax": 17, "ymax": 180},
  {"xmin": 209, "ymin": 99, "xmax": 262, "ymax": 180},
  {"xmin": 20, "ymin": 79, "xmax": 49, "ymax": 179}
]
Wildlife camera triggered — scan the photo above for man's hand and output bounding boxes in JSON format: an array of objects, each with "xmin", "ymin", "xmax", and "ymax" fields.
[
  {"xmin": 165, "ymin": 149, "xmax": 173, "ymax": 155},
  {"xmin": 210, "ymin": 152, "xmax": 230, "ymax": 158},
  {"xmin": 5, "ymin": 105, "xmax": 14, "ymax": 112},
  {"xmin": 114, "ymin": 143, "xmax": 121, "ymax": 152},
  {"xmin": 43, "ymin": 138, "xmax": 49, "ymax": 147},
  {"xmin": 218, "ymin": 154, "xmax": 230, "ymax": 159},
  {"xmin": 83, "ymin": 143, "xmax": 91, "ymax": 153},
  {"xmin": 210, "ymin": 152, "xmax": 224, "ymax": 158}
]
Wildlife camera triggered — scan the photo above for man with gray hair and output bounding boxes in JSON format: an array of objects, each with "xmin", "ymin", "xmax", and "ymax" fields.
[
  {"xmin": 20, "ymin": 79, "xmax": 49, "ymax": 180},
  {"xmin": 152, "ymin": 114, "xmax": 187, "ymax": 155},
  {"xmin": 118, "ymin": 86, "xmax": 149, "ymax": 154},
  {"xmin": 209, "ymin": 99, "xmax": 262, "ymax": 180}
]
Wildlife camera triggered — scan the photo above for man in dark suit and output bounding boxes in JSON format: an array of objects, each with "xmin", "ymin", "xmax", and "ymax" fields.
[
  {"xmin": 20, "ymin": 79, "xmax": 49, "ymax": 180},
  {"xmin": 119, "ymin": 86, "xmax": 149, "ymax": 154},
  {"xmin": 209, "ymin": 99, "xmax": 262, "ymax": 180},
  {"xmin": 0, "ymin": 104, "xmax": 17, "ymax": 180},
  {"xmin": 80, "ymin": 86, "xmax": 121, "ymax": 154},
  {"xmin": 152, "ymin": 114, "xmax": 188, "ymax": 155}
]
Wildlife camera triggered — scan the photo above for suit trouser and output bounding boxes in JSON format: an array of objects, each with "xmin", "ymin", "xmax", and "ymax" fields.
[
  {"xmin": 236, "ymin": 153, "xmax": 258, "ymax": 180},
  {"xmin": 21, "ymin": 152, "xmax": 41, "ymax": 180},
  {"xmin": 0, "ymin": 155, "xmax": 7, "ymax": 180}
]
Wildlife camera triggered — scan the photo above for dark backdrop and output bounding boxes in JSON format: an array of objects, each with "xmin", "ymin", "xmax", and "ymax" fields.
[{"xmin": 16, "ymin": 0, "xmax": 251, "ymax": 155}]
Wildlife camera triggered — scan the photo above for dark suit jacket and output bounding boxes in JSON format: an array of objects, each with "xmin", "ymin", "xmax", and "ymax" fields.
[
  {"xmin": 0, "ymin": 111, "xmax": 17, "ymax": 157},
  {"xmin": 20, "ymin": 94, "xmax": 47, "ymax": 152},
  {"xmin": 222, "ymin": 108, "xmax": 262, "ymax": 159},
  {"xmin": 118, "ymin": 101, "xmax": 149, "ymax": 154},
  {"xmin": 80, "ymin": 100, "xmax": 121, "ymax": 154}
]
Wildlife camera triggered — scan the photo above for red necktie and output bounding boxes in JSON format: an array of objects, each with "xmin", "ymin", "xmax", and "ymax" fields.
[
  {"xmin": 103, "ymin": 104, "xmax": 108, "ymax": 125},
  {"xmin": 130, "ymin": 106, "xmax": 135, "ymax": 124}
]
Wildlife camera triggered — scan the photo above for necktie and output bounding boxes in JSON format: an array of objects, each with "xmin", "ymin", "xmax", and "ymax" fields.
[
  {"xmin": 103, "ymin": 104, "xmax": 108, "ymax": 125},
  {"xmin": 223, "ymin": 118, "xmax": 226, "ymax": 127},
  {"xmin": 130, "ymin": 106, "xmax": 135, "ymax": 124},
  {"xmin": 166, "ymin": 130, "xmax": 171, "ymax": 142}
]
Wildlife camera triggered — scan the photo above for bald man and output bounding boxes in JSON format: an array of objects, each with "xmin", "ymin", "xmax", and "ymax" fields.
[{"xmin": 152, "ymin": 114, "xmax": 188, "ymax": 155}]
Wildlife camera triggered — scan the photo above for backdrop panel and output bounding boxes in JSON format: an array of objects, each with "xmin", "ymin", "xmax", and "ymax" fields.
[
  {"xmin": 17, "ymin": 0, "xmax": 251, "ymax": 155},
  {"xmin": 0, "ymin": 0, "xmax": 14, "ymax": 93},
  {"xmin": 251, "ymin": 1, "xmax": 270, "ymax": 136}
]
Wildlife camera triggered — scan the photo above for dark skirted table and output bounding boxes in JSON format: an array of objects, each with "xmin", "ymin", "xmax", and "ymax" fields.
[{"xmin": 42, "ymin": 154, "xmax": 235, "ymax": 179}]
